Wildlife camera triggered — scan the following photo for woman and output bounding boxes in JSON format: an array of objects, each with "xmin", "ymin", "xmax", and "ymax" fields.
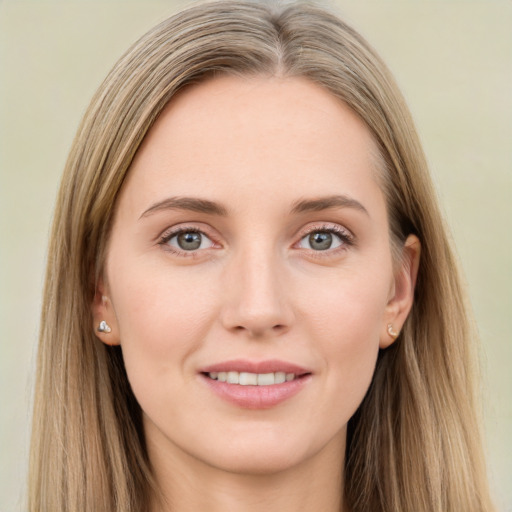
[{"xmin": 28, "ymin": 1, "xmax": 495, "ymax": 511}]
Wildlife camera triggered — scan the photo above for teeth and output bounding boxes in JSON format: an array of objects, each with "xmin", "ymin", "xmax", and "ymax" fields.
[
  {"xmin": 239, "ymin": 372, "xmax": 258, "ymax": 385},
  {"xmin": 257, "ymin": 373, "xmax": 274, "ymax": 385},
  {"xmin": 227, "ymin": 371, "xmax": 239, "ymax": 384},
  {"xmin": 208, "ymin": 371, "xmax": 298, "ymax": 386},
  {"xmin": 275, "ymin": 372, "xmax": 286, "ymax": 384}
]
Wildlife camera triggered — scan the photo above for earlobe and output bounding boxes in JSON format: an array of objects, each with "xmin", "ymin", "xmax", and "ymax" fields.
[
  {"xmin": 92, "ymin": 280, "xmax": 121, "ymax": 346},
  {"xmin": 380, "ymin": 234, "xmax": 421, "ymax": 348}
]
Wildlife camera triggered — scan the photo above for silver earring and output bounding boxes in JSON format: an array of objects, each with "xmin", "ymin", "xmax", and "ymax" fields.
[
  {"xmin": 387, "ymin": 323, "xmax": 399, "ymax": 340},
  {"xmin": 97, "ymin": 320, "xmax": 112, "ymax": 333}
]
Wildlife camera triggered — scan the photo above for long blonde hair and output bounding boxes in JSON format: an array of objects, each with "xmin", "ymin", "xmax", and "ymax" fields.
[{"xmin": 29, "ymin": 1, "xmax": 494, "ymax": 511}]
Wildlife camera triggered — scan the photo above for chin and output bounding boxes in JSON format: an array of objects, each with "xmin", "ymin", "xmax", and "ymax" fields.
[
  {"xmin": 204, "ymin": 446, "xmax": 308, "ymax": 476},
  {"xmin": 196, "ymin": 427, "xmax": 342, "ymax": 477}
]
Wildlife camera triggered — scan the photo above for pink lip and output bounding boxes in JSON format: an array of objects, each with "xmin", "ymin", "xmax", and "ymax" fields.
[
  {"xmin": 199, "ymin": 359, "xmax": 312, "ymax": 410},
  {"xmin": 199, "ymin": 359, "xmax": 310, "ymax": 375}
]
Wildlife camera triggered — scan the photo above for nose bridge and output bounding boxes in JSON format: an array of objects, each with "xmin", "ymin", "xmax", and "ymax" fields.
[{"xmin": 221, "ymin": 239, "xmax": 293, "ymax": 336}]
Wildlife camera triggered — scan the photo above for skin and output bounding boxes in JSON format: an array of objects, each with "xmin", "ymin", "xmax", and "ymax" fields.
[{"xmin": 93, "ymin": 75, "xmax": 420, "ymax": 512}]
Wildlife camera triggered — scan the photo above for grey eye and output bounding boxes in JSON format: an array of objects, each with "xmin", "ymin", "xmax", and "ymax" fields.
[
  {"xmin": 309, "ymin": 232, "xmax": 333, "ymax": 250},
  {"xmin": 167, "ymin": 231, "xmax": 213, "ymax": 251},
  {"xmin": 298, "ymin": 230, "xmax": 343, "ymax": 251},
  {"xmin": 177, "ymin": 232, "xmax": 202, "ymax": 250}
]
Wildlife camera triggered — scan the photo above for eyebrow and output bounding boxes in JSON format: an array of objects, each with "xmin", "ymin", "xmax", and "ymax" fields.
[
  {"xmin": 139, "ymin": 196, "xmax": 228, "ymax": 219},
  {"xmin": 290, "ymin": 195, "xmax": 369, "ymax": 216},
  {"xmin": 139, "ymin": 193, "xmax": 368, "ymax": 219}
]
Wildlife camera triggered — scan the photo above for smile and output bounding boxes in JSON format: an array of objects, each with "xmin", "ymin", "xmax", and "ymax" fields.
[
  {"xmin": 199, "ymin": 360, "xmax": 312, "ymax": 409},
  {"xmin": 207, "ymin": 371, "xmax": 297, "ymax": 386}
]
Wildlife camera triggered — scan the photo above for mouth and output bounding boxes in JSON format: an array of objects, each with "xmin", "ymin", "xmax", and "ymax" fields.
[
  {"xmin": 199, "ymin": 360, "xmax": 312, "ymax": 409},
  {"xmin": 203, "ymin": 371, "xmax": 307, "ymax": 386}
]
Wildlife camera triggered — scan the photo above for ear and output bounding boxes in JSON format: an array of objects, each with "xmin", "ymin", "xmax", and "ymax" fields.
[
  {"xmin": 92, "ymin": 277, "xmax": 121, "ymax": 346},
  {"xmin": 380, "ymin": 234, "xmax": 421, "ymax": 348}
]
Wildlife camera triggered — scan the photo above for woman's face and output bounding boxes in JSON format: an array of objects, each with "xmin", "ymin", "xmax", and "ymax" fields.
[{"xmin": 96, "ymin": 76, "xmax": 417, "ymax": 476}]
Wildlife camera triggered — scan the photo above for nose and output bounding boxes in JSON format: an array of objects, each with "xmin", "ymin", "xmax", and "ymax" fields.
[{"xmin": 220, "ymin": 247, "xmax": 294, "ymax": 338}]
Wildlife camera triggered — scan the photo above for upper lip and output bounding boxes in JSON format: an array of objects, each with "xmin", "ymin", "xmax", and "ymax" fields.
[{"xmin": 199, "ymin": 359, "xmax": 311, "ymax": 375}]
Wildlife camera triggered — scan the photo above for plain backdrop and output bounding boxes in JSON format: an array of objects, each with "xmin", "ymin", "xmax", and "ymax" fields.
[{"xmin": 1, "ymin": 1, "xmax": 511, "ymax": 510}]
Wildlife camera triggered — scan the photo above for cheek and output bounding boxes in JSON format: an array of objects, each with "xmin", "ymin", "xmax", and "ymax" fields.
[
  {"xmin": 108, "ymin": 266, "xmax": 226, "ymax": 443},
  {"xmin": 302, "ymin": 262, "xmax": 390, "ymax": 344},
  {"xmin": 300, "ymin": 266, "xmax": 390, "ymax": 410},
  {"xmin": 108, "ymin": 262, "xmax": 219, "ymax": 382}
]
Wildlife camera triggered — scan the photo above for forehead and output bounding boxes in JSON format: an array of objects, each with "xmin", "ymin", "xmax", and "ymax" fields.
[{"xmin": 121, "ymin": 75, "xmax": 384, "ymax": 216}]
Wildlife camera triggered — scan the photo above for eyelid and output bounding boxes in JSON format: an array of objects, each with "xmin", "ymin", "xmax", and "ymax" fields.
[
  {"xmin": 293, "ymin": 222, "xmax": 355, "ymax": 253},
  {"xmin": 158, "ymin": 223, "xmax": 222, "ymax": 256},
  {"xmin": 296, "ymin": 223, "xmax": 354, "ymax": 243},
  {"xmin": 156, "ymin": 221, "xmax": 354, "ymax": 259}
]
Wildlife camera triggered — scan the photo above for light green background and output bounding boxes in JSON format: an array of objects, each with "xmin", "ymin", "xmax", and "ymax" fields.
[{"xmin": 1, "ymin": 1, "xmax": 510, "ymax": 510}]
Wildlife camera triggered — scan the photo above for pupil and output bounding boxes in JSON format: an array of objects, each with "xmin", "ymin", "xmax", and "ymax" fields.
[
  {"xmin": 309, "ymin": 231, "xmax": 332, "ymax": 250},
  {"xmin": 177, "ymin": 232, "xmax": 202, "ymax": 250}
]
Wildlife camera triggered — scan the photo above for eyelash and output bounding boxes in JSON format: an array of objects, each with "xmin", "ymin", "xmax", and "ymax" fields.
[
  {"xmin": 295, "ymin": 224, "xmax": 355, "ymax": 258},
  {"xmin": 158, "ymin": 223, "xmax": 355, "ymax": 258},
  {"xmin": 158, "ymin": 225, "xmax": 218, "ymax": 258}
]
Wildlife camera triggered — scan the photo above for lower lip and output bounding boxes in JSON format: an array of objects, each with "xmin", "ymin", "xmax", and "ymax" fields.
[{"xmin": 200, "ymin": 374, "xmax": 311, "ymax": 409}]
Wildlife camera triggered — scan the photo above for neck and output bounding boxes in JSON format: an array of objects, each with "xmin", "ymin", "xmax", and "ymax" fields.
[{"xmin": 147, "ymin": 430, "xmax": 346, "ymax": 512}]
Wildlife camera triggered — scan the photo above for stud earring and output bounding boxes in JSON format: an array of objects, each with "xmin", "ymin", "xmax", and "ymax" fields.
[
  {"xmin": 97, "ymin": 320, "xmax": 112, "ymax": 333},
  {"xmin": 387, "ymin": 323, "xmax": 399, "ymax": 340}
]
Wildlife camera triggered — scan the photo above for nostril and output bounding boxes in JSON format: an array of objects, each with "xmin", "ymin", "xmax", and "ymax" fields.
[{"xmin": 231, "ymin": 323, "xmax": 288, "ymax": 336}]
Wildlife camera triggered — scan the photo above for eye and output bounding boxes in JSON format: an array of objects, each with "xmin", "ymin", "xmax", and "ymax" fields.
[
  {"xmin": 297, "ymin": 228, "xmax": 350, "ymax": 251},
  {"xmin": 163, "ymin": 229, "xmax": 215, "ymax": 252}
]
